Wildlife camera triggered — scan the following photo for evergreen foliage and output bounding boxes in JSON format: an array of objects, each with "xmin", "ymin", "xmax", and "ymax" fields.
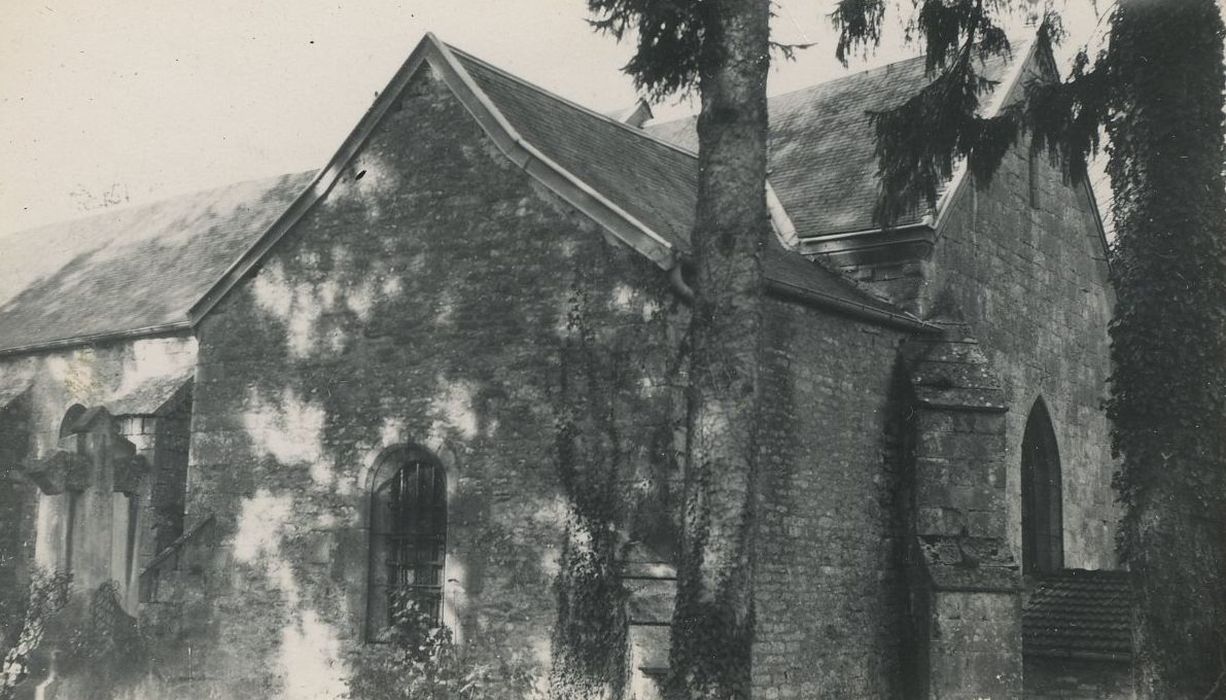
[
  {"xmin": 591, "ymin": 0, "xmax": 1226, "ymax": 696},
  {"xmin": 837, "ymin": 0, "xmax": 1226, "ymax": 693}
]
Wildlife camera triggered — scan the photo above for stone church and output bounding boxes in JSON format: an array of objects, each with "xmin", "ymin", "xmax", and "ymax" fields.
[{"xmin": 0, "ymin": 32, "xmax": 1131, "ymax": 699}]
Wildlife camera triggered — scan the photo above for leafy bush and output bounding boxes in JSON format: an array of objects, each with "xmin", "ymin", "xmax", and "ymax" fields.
[
  {"xmin": 345, "ymin": 594, "xmax": 540, "ymax": 700},
  {"xmin": 0, "ymin": 569, "xmax": 71, "ymax": 699}
]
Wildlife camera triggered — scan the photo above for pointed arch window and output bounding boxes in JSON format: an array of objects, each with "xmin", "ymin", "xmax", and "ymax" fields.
[
  {"xmin": 1021, "ymin": 399, "xmax": 1063, "ymax": 574},
  {"xmin": 367, "ymin": 447, "xmax": 446, "ymax": 638}
]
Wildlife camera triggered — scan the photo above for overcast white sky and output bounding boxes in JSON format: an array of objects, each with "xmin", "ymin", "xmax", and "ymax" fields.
[{"xmin": 1, "ymin": 0, "xmax": 1107, "ymax": 236}]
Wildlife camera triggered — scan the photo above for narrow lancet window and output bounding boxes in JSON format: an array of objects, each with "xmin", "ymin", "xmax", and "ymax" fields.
[
  {"xmin": 368, "ymin": 448, "xmax": 446, "ymax": 638},
  {"xmin": 1021, "ymin": 399, "xmax": 1064, "ymax": 574}
]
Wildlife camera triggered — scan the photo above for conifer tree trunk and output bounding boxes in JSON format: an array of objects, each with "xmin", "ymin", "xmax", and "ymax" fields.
[
  {"xmin": 665, "ymin": 1, "xmax": 771, "ymax": 697},
  {"xmin": 1105, "ymin": 0, "xmax": 1226, "ymax": 695}
]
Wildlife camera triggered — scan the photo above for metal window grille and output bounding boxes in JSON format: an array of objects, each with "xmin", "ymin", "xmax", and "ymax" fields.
[{"xmin": 369, "ymin": 456, "xmax": 446, "ymax": 632}]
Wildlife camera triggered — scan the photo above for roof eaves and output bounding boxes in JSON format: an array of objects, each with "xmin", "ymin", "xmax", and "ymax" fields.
[
  {"xmin": 799, "ymin": 222, "xmax": 936, "ymax": 258},
  {"xmin": 764, "ymin": 275, "xmax": 940, "ymax": 333},
  {"xmin": 1080, "ymin": 174, "xmax": 1115, "ymax": 272},
  {"xmin": 0, "ymin": 321, "xmax": 193, "ymax": 360},
  {"xmin": 1023, "ymin": 647, "xmax": 1132, "ymax": 664}
]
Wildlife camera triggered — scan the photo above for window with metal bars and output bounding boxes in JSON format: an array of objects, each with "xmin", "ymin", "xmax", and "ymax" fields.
[
  {"xmin": 367, "ymin": 449, "xmax": 446, "ymax": 639},
  {"xmin": 1021, "ymin": 399, "xmax": 1063, "ymax": 575}
]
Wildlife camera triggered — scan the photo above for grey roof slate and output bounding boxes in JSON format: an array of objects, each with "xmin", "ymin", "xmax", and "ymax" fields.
[
  {"xmin": 0, "ymin": 37, "xmax": 961, "ymax": 354},
  {"xmin": 454, "ymin": 46, "xmax": 915, "ymax": 323},
  {"xmin": 453, "ymin": 48, "xmax": 698, "ymax": 249},
  {"xmin": 647, "ymin": 53, "xmax": 1011, "ymax": 238},
  {"xmin": 0, "ymin": 172, "xmax": 315, "ymax": 354}
]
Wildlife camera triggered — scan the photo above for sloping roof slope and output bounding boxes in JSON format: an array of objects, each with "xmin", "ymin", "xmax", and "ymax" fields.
[
  {"xmin": 0, "ymin": 34, "xmax": 943, "ymax": 354},
  {"xmin": 0, "ymin": 172, "xmax": 315, "ymax": 354},
  {"xmin": 1022, "ymin": 569, "xmax": 1133, "ymax": 661},
  {"xmin": 452, "ymin": 48, "xmax": 698, "ymax": 248},
  {"xmin": 647, "ymin": 54, "xmax": 1011, "ymax": 238},
  {"xmin": 449, "ymin": 44, "xmax": 917, "ymax": 325}
]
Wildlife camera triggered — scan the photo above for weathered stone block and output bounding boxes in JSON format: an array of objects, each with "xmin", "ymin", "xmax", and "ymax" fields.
[
  {"xmin": 113, "ymin": 454, "xmax": 149, "ymax": 495},
  {"xmin": 22, "ymin": 450, "xmax": 90, "ymax": 495}
]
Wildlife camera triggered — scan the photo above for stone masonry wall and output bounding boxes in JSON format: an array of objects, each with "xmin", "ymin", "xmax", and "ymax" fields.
[
  {"xmin": 177, "ymin": 64, "xmax": 681, "ymax": 698},
  {"xmin": 752, "ymin": 300, "xmax": 910, "ymax": 698},
  {"xmin": 929, "ymin": 146, "xmax": 1117, "ymax": 572}
]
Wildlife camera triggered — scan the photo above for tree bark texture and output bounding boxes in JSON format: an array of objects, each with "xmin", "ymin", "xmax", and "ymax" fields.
[
  {"xmin": 1105, "ymin": 0, "xmax": 1226, "ymax": 696},
  {"xmin": 665, "ymin": 1, "xmax": 771, "ymax": 698}
]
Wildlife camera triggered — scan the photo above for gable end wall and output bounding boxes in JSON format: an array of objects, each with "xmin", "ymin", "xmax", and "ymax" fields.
[
  {"xmin": 928, "ymin": 138, "xmax": 1117, "ymax": 573},
  {"xmin": 176, "ymin": 64, "xmax": 683, "ymax": 698}
]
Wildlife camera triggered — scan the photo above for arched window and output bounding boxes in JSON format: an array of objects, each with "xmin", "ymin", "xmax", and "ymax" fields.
[
  {"xmin": 60, "ymin": 404, "xmax": 86, "ymax": 438},
  {"xmin": 367, "ymin": 447, "xmax": 446, "ymax": 638},
  {"xmin": 1021, "ymin": 399, "xmax": 1063, "ymax": 575}
]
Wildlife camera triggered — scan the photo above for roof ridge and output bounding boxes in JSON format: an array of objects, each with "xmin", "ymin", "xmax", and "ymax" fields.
[
  {"xmin": 646, "ymin": 51, "xmax": 1018, "ymax": 134},
  {"xmin": 444, "ymin": 43, "xmax": 701, "ymax": 160},
  {"xmin": 645, "ymin": 54, "xmax": 931, "ymax": 133},
  {"xmin": 770, "ymin": 45, "xmax": 1018, "ymax": 102},
  {"xmin": 769, "ymin": 53, "xmax": 929, "ymax": 102}
]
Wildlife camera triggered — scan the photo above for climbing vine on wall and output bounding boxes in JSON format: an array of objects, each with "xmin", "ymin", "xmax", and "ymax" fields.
[{"xmin": 549, "ymin": 280, "xmax": 630, "ymax": 700}]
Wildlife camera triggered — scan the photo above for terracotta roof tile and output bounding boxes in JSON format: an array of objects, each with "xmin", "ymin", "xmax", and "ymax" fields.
[{"xmin": 1023, "ymin": 569, "xmax": 1133, "ymax": 661}]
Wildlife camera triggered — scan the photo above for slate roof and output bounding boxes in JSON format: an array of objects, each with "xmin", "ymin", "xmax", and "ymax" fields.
[
  {"xmin": 452, "ymin": 44, "xmax": 918, "ymax": 323},
  {"xmin": 647, "ymin": 53, "xmax": 1011, "ymax": 238},
  {"xmin": 0, "ymin": 172, "xmax": 315, "ymax": 354},
  {"xmin": 454, "ymin": 48, "xmax": 697, "ymax": 249},
  {"xmin": 0, "ymin": 35, "xmax": 949, "ymax": 355},
  {"xmin": 1022, "ymin": 569, "xmax": 1133, "ymax": 661}
]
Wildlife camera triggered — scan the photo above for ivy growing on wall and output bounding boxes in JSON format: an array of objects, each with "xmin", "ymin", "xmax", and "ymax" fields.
[{"xmin": 549, "ymin": 281, "xmax": 630, "ymax": 700}]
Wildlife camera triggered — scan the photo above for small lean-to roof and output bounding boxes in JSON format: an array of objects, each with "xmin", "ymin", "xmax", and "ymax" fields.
[
  {"xmin": 647, "ymin": 53, "xmax": 1011, "ymax": 238},
  {"xmin": 0, "ymin": 172, "xmax": 315, "ymax": 355},
  {"xmin": 1023, "ymin": 569, "xmax": 1133, "ymax": 661}
]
